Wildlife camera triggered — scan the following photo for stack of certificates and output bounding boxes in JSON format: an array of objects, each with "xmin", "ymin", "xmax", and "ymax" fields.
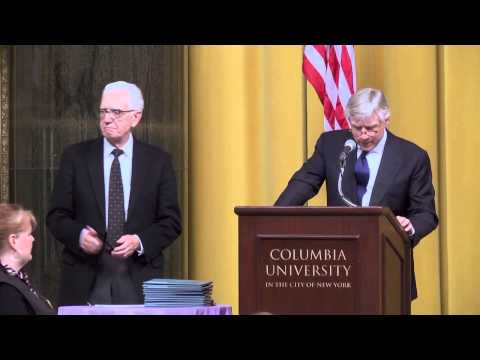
[{"xmin": 143, "ymin": 279, "xmax": 214, "ymax": 307}]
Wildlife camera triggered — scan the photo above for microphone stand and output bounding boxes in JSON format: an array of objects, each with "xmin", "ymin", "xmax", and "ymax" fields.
[{"xmin": 338, "ymin": 157, "xmax": 358, "ymax": 207}]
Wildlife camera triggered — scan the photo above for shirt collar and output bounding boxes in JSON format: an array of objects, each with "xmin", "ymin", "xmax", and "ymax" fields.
[
  {"xmin": 0, "ymin": 260, "xmax": 29, "ymax": 282},
  {"xmin": 370, "ymin": 129, "xmax": 388, "ymax": 155},
  {"xmin": 103, "ymin": 133, "xmax": 133, "ymax": 158}
]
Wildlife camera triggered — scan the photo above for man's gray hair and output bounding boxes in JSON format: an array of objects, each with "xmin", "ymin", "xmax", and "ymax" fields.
[
  {"xmin": 102, "ymin": 81, "xmax": 144, "ymax": 111},
  {"xmin": 345, "ymin": 88, "xmax": 391, "ymax": 122}
]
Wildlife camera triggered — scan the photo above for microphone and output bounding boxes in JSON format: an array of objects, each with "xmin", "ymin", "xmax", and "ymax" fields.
[
  {"xmin": 337, "ymin": 139, "xmax": 358, "ymax": 207},
  {"xmin": 339, "ymin": 139, "xmax": 357, "ymax": 164}
]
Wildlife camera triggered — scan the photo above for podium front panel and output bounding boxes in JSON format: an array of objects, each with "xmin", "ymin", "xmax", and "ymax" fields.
[
  {"xmin": 237, "ymin": 207, "xmax": 410, "ymax": 315},
  {"xmin": 255, "ymin": 234, "xmax": 360, "ymax": 314}
]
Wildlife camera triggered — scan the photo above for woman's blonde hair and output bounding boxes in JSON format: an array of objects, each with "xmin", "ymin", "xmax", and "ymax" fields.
[{"xmin": 0, "ymin": 203, "xmax": 37, "ymax": 251}]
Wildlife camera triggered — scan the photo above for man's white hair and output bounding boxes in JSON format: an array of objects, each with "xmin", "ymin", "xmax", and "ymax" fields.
[
  {"xmin": 345, "ymin": 88, "xmax": 391, "ymax": 122},
  {"xmin": 102, "ymin": 81, "xmax": 144, "ymax": 111}
]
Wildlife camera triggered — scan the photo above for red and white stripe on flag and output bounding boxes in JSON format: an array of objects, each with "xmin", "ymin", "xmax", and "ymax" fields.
[{"xmin": 303, "ymin": 45, "xmax": 356, "ymax": 131}]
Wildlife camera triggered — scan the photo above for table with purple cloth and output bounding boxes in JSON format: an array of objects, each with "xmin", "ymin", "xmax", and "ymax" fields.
[{"xmin": 58, "ymin": 304, "xmax": 232, "ymax": 315}]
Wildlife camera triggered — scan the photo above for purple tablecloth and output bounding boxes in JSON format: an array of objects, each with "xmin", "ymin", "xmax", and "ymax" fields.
[{"xmin": 58, "ymin": 304, "xmax": 232, "ymax": 315}]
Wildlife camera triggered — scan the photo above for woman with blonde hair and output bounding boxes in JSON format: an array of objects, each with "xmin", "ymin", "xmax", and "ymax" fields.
[{"xmin": 0, "ymin": 203, "xmax": 55, "ymax": 314}]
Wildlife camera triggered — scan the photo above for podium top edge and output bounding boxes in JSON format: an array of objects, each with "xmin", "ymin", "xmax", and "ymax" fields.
[
  {"xmin": 234, "ymin": 206, "xmax": 388, "ymax": 216},
  {"xmin": 234, "ymin": 206, "xmax": 408, "ymax": 243}
]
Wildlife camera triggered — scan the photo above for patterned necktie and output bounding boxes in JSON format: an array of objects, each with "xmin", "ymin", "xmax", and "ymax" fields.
[
  {"xmin": 355, "ymin": 151, "xmax": 370, "ymax": 205},
  {"xmin": 107, "ymin": 148, "xmax": 125, "ymax": 248}
]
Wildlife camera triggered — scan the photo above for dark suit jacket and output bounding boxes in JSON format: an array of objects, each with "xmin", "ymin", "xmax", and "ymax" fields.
[
  {"xmin": 275, "ymin": 129, "xmax": 438, "ymax": 299},
  {"xmin": 0, "ymin": 272, "xmax": 56, "ymax": 315},
  {"xmin": 46, "ymin": 136, "xmax": 182, "ymax": 305}
]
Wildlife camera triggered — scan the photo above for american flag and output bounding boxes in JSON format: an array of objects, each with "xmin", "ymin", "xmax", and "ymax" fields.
[{"xmin": 303, "ymin": 45, "xmax": 356, "ymax": 131}]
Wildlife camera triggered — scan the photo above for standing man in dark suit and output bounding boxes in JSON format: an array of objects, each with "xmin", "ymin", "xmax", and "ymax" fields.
[
  {"xmin": 47, "ymin": 81, "xmax": 182, "ymax": 305},
  {"xmin": 275, "ymin": 88, "xmax": 438, "ymax": 300}
]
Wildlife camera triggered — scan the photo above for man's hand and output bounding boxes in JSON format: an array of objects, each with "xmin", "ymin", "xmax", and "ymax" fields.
[
  {"xmin": 111, "ymin": 234, "xmax": 140, "ymax": 258},
  {"xmin": 396, "ymin": 216, "xmax": 414, "ymax": 236},
  {"xmin": 80, "ymin": 226, "xmax": 103, "ymax": 254}
]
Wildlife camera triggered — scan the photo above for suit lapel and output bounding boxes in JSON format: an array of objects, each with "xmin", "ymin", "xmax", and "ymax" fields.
[
  {"xmin": 127, "ymin": 138, "xmax": 147, "ymax": 221},
  {"xmin": 370, "ymin": 131, "xmax": 402, "ymax": 205},
  {"xmin": 87, "ymin": 138, "xmax": 106, "ymax": 223}
]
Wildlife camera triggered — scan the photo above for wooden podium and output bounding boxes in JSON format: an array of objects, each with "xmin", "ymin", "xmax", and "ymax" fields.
[{"xmin": 235, "ymin": 206, "xmax": 411, "ymax": 315}]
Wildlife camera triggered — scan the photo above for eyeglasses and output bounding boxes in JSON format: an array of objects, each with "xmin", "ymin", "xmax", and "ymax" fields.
[
  {"xmin": 350, "ymin": 125, "xmax": 380, "ymax": 136},
  {"xmin": 99, "ymin": 108, "xmax": 136, "ymax": 119}
]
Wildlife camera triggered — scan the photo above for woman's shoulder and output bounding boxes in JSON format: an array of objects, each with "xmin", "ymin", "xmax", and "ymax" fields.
[
  {"xmin": 0, "ymin": 282, "xmax": 23, "ymax": 299},
  {"xmin": 0, "ymin": 283, "xmax": 35, "ymax": 315}
]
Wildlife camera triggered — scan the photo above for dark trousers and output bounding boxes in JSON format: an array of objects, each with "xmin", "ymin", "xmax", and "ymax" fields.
[{"xmin": 89, "ymin": 252, "xmax": 142, "ymax": 304}]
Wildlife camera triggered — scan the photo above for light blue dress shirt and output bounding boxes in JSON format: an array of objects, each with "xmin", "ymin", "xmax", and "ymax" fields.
[
  {"xmin": 356, "ymin": 131, "xmax": 388, "ymax": 207},
  {"xmin": 103, "ymin": 134, "xmax": 133, "ymax": 225},
  {"xmin": 78, "ymin": 133, "xmax": 144, "ymax": 254},
  {"xmin": 103, "ymin": 134, "xmax": 143, "ymax": 254},
  {"xmin": 356, "ymin": 131, "xmax": 414, "ymax": 236}
]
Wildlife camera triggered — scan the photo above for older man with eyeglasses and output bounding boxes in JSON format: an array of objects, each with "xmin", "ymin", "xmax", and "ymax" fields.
[
  {"xmin": 47, "ymin": 81, "xmax": 182, "ymax": 306},
  {"xmin": 275, "ymin": 87, "xmax": 438, "ymax": 301}
]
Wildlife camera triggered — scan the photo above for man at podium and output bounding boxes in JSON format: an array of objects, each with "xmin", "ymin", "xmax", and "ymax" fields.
[{"xmin": 275, "ymin": 88, "xmax": 438, "ymax": 300}]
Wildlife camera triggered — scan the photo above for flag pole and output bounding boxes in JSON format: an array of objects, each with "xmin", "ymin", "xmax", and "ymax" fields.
[{"xmin": 302, "ymin": 45, "xmax": 309, "ymax": 207}]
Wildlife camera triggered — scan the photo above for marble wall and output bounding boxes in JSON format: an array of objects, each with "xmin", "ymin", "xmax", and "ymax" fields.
[{"xmin": 9, "ymin": 45, "xmax": 186, "ymax": 307}]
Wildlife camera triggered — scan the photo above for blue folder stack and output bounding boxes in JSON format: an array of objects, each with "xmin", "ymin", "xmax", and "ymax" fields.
[{"xmin": 142, "ymin": 279, "xmax": 214, "ymax": 307}]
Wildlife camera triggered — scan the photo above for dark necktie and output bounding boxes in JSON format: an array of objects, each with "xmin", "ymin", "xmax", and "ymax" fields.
[
  {"xmin": 355, "ymin": 151, "xmax": 370, "ymax": 205},
  {"xmin": 89, "ymin": 148, "xmax": 139, "ymax": 305},
  {"xmin": 107, "ymin": 148, "xmax": 125, "ymax": 247}
]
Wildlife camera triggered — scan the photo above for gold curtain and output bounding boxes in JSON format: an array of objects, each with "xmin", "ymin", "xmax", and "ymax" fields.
[{"xmin": 188, "ymin": 45, "xmax": 480, "ymax": 314}]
